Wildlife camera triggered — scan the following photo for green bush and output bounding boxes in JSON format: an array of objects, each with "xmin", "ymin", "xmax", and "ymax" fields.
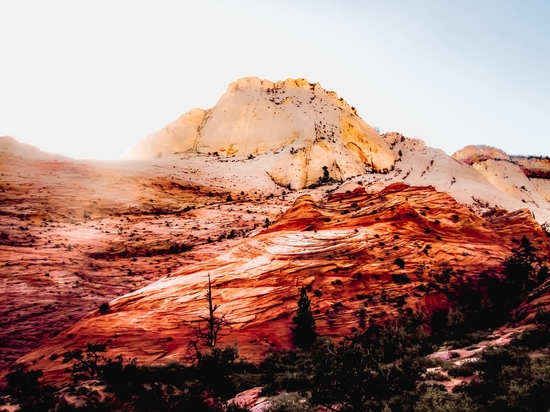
[
  {"xmin": 266, "ymin": 392, "xmax": 316, "ymax": 412},
  {"xmin": 446, "ymin": 362, "xmax": 476, "ymax": 378},
  {"xmin": 414, "ymin": 386, "xmax": 480, "ymax": 412}
]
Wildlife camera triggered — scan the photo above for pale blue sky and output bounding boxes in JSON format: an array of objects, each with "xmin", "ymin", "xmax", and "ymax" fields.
[{"xmin": 1, "ymin": 0, "xmax": 548, "ymax": 159}]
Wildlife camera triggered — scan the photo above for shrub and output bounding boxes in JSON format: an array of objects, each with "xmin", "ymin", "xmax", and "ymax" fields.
[
  {"xmin": 99, "ymin": 302, "xmax": 110, "ymax": 314},
  {"xmin": 446, "ymin": 362, "xmax": 476, "ymax": 377},
  {"xmin": 392, "ymin": 274, "xmax": 412, "ymax": 284},
  {"xmin": 291, "ymin": 287, "xmax": 317, "ymax": 350},
  {"xmin": 424, "ymin": 371, "xmax": 450, "ymax": 381},
  {"xmin": 414, "ymin": 386, "xmax": 480, "ymax": 412},
  {"xmin": 266, "ymin": 392, "xmax": 316, "ymax": 412}
]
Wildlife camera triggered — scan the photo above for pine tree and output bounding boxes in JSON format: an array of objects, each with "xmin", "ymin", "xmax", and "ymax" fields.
[
  {"xmin": 291, "ymin": 287, "xmax": 317, "ymax": 350},
  {"xmin": 504, "ymin": 236, "xmax": 538, "ymax": 292}
]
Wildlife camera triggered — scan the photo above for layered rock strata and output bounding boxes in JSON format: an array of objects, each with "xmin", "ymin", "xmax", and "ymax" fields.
[{"xmin": 19, "ymin": 183, "xmax": 550, "ymax": 380}]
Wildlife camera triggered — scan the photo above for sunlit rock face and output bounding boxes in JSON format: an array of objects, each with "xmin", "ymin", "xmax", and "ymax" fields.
[
  {"xmin": 0, "ymin": 138, "xmax": 293, "ymax": 371},
  {"xmin": 450, "ymin": 145, "xmax": 550, "ymax": 219},
  {"xmin": 20, "ymin": 183, "xmax": 550, "ymax": 380},
  {"xmin": 452, "ymin": 145, "xmax": 511, "ymax": 163},
  {"xmin": 122, "ymin": 77, "xmax": 397, "ymax": 189}
]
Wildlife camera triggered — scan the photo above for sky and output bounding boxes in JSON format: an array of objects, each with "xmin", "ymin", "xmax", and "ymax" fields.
[{"xmin": 1, "ymin": 0, "xmax": 549, "ymax": 160}]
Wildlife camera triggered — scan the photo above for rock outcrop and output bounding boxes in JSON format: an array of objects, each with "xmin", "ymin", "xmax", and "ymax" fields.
[
  {"xmin": 451, "ymin": 145, "xmax": 550, "ymax": 217},
  {"xmin": 0, "ymin": 142, "xmax": 292, "ymax": 370},
  {"xmin": 345, "ymin": 134, "xmax": 550, "ymax": 225},
  {"xmin": 122, "ymin": 77, "xmax": 397, "ymax": 189},
  {"xmin": 19, "ymin": 183, "xmax": 550, "ymax": 380},
  {"xmin": 452, "ymin": 144, "xmax": 511, "ymax": 163}
]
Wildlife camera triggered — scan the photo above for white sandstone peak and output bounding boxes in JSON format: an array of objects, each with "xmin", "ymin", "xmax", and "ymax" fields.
[{"xmin": 122, "ymin": 77, "xmax": 397, "ymax": 189}]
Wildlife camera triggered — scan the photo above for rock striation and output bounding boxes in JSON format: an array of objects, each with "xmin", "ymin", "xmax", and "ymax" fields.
[
  {"xmin": 0, "ymin": 139, "xmax": 294, "ymax": 370},
  {"xmin": 19, "ymin": 183, "xmax": 550, "ymax": 380},
  {"xmin": 122, "ymin": 77, "xmax": 397, "ymax": 189}
]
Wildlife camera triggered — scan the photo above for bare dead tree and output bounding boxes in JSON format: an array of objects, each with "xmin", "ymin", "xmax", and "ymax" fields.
[{"xmin": 198, "ymin": 274, "xmax": 228, "ymax": 348}]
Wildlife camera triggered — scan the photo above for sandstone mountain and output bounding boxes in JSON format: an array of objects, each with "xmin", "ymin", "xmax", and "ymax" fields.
[
  {"xmin": 453, "ymin": 144, "xmax": 550, "ymax": 208},
  {"xmin": 2, "ymin": 78, "xmax": 550, "ymax": 382},
  {"xmin": 122, "ymin": 77, "xmax": 397, "ymax": 189},
  {"xmin": 357, "ymin": 134, "xmax": 550, "ymax": 225}
]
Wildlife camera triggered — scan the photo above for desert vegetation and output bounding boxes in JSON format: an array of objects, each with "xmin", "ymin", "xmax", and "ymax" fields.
[{"xmin": 3, "ymin": 238, "xmax": 550, "ymax": 411}]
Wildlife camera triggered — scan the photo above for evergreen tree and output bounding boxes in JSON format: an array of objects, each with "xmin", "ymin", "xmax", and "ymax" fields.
[
  {"xmin": 503, "ymin": 236, "xmax": 538, "ymax": 292},
  {"xmin": 320, "ymin": 166, "xmax": 331, "ymax": 183},
  {"xmin": 291, "ymin": 287, "xmax": 317, "ymax": 350}
]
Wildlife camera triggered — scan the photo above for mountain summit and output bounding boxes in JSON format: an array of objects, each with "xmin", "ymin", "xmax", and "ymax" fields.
[{"xmin": 122, "ymin": 77, "xmax": 396, "ymax": 189}]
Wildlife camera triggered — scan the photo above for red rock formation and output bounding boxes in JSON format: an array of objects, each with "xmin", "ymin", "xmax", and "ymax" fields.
[
  {"xmin": 0, "ymin": 147, "xmax": 292, "ymax": 370},
  {"xmin": 17, "ymin": 183, "xmax": 550, "ymax": 382}
]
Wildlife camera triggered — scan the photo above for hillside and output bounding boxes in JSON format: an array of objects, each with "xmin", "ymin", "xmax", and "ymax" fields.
[
  {"xmin": 0, "ymin": 136, "xmax": 296, "ymax": 370},
  {"xmin": 356, "ymin": 134, "xmax": 550, "ymax": 225},
  {"xmin": 122, "ymin": 77, "xmax": 397, "ymax": 189},
  {"xmin": 2, "ymin": 78, "xmax": 550, "ymax": 395},
  {"xmin": 18, "ymin": 182, "xmax": 550, "ymax": 380}
]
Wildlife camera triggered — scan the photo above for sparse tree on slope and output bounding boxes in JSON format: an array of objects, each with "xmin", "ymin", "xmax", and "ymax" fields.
[{"xmin": 198, "ymin": 274, "xmax": 228, "ymax": 348}]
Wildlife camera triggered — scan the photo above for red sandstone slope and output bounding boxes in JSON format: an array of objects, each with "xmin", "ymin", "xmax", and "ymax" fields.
[
  {"xmin": 19, "ymin": 183, "xmax": 550, "ymax": 378},
  {"xmin": 0, "ymin": 149, "xmax": 293, "ymax": 370}
]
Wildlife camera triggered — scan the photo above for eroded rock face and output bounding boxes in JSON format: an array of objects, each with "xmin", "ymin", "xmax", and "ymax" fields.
[
  {"xmin": 452, "ymin": 145, "xmax": 511, "ymax": 163},
  {"xmin": 19, "ymin": 183, "xmax": 550, "ymax": 381},
  {"xmin": 512, "ymin": 156, "xmax": 550, "ymax": 180},
  {"xmin": 122, "ymin": 77, "xmax": 396, "ymax": 189},
  {"xmin": 351, "ymin": 134, "xmax": 550, "ymax": 225},
  {"xmin": 0, "ymin": 139, "xmax": 299, "ymax": 371},
  {"xmin": 450, "ymin": 145, "xmax": 550, "ymax": 218}
]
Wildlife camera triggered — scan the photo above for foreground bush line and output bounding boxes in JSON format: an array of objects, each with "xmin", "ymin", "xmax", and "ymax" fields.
[
  {"xmin": 3, "ymin": 312, "xmax": 550, "ymax": 412},
  {"xmin": 2, "ymin": 236, "xmax": 550, "ymax": 411}
]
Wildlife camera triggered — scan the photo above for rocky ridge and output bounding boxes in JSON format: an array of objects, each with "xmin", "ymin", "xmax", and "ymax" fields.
[
  {"xmin": 349, "ymin": 134, "xmax": 550, "ymax": 225},
  {"xmin": 18, "ymin": 182, "xmax": 550, "ymax": 380},
  {"xmin": 452, "ymin": 144, "xmax": 550, "ymax": 215},
  {"xmin": 122, "ymin": 77, "xmax": 397, "ymax": 189}
]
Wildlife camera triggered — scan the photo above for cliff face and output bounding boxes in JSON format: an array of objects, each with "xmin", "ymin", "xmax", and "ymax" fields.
[
  {"xmin": 19, "ymin": 183, "xmax": 550, "ymax": 379},
  {"xmin": 450, "ymin": 145, "xmax": 550, "ymax": 217},
  {"xmin": 122, "ymin": 77, "xmax": 397, "ymax": 189},
  {"xmin": 0, "ymin": 138, "xmax": 295, "ymax": 370}
]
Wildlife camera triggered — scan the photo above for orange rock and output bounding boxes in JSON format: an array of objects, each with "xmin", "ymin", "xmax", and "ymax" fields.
[{"xmin": 16, "ymin": 183, "xmax": 550, "ymax": 383}]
